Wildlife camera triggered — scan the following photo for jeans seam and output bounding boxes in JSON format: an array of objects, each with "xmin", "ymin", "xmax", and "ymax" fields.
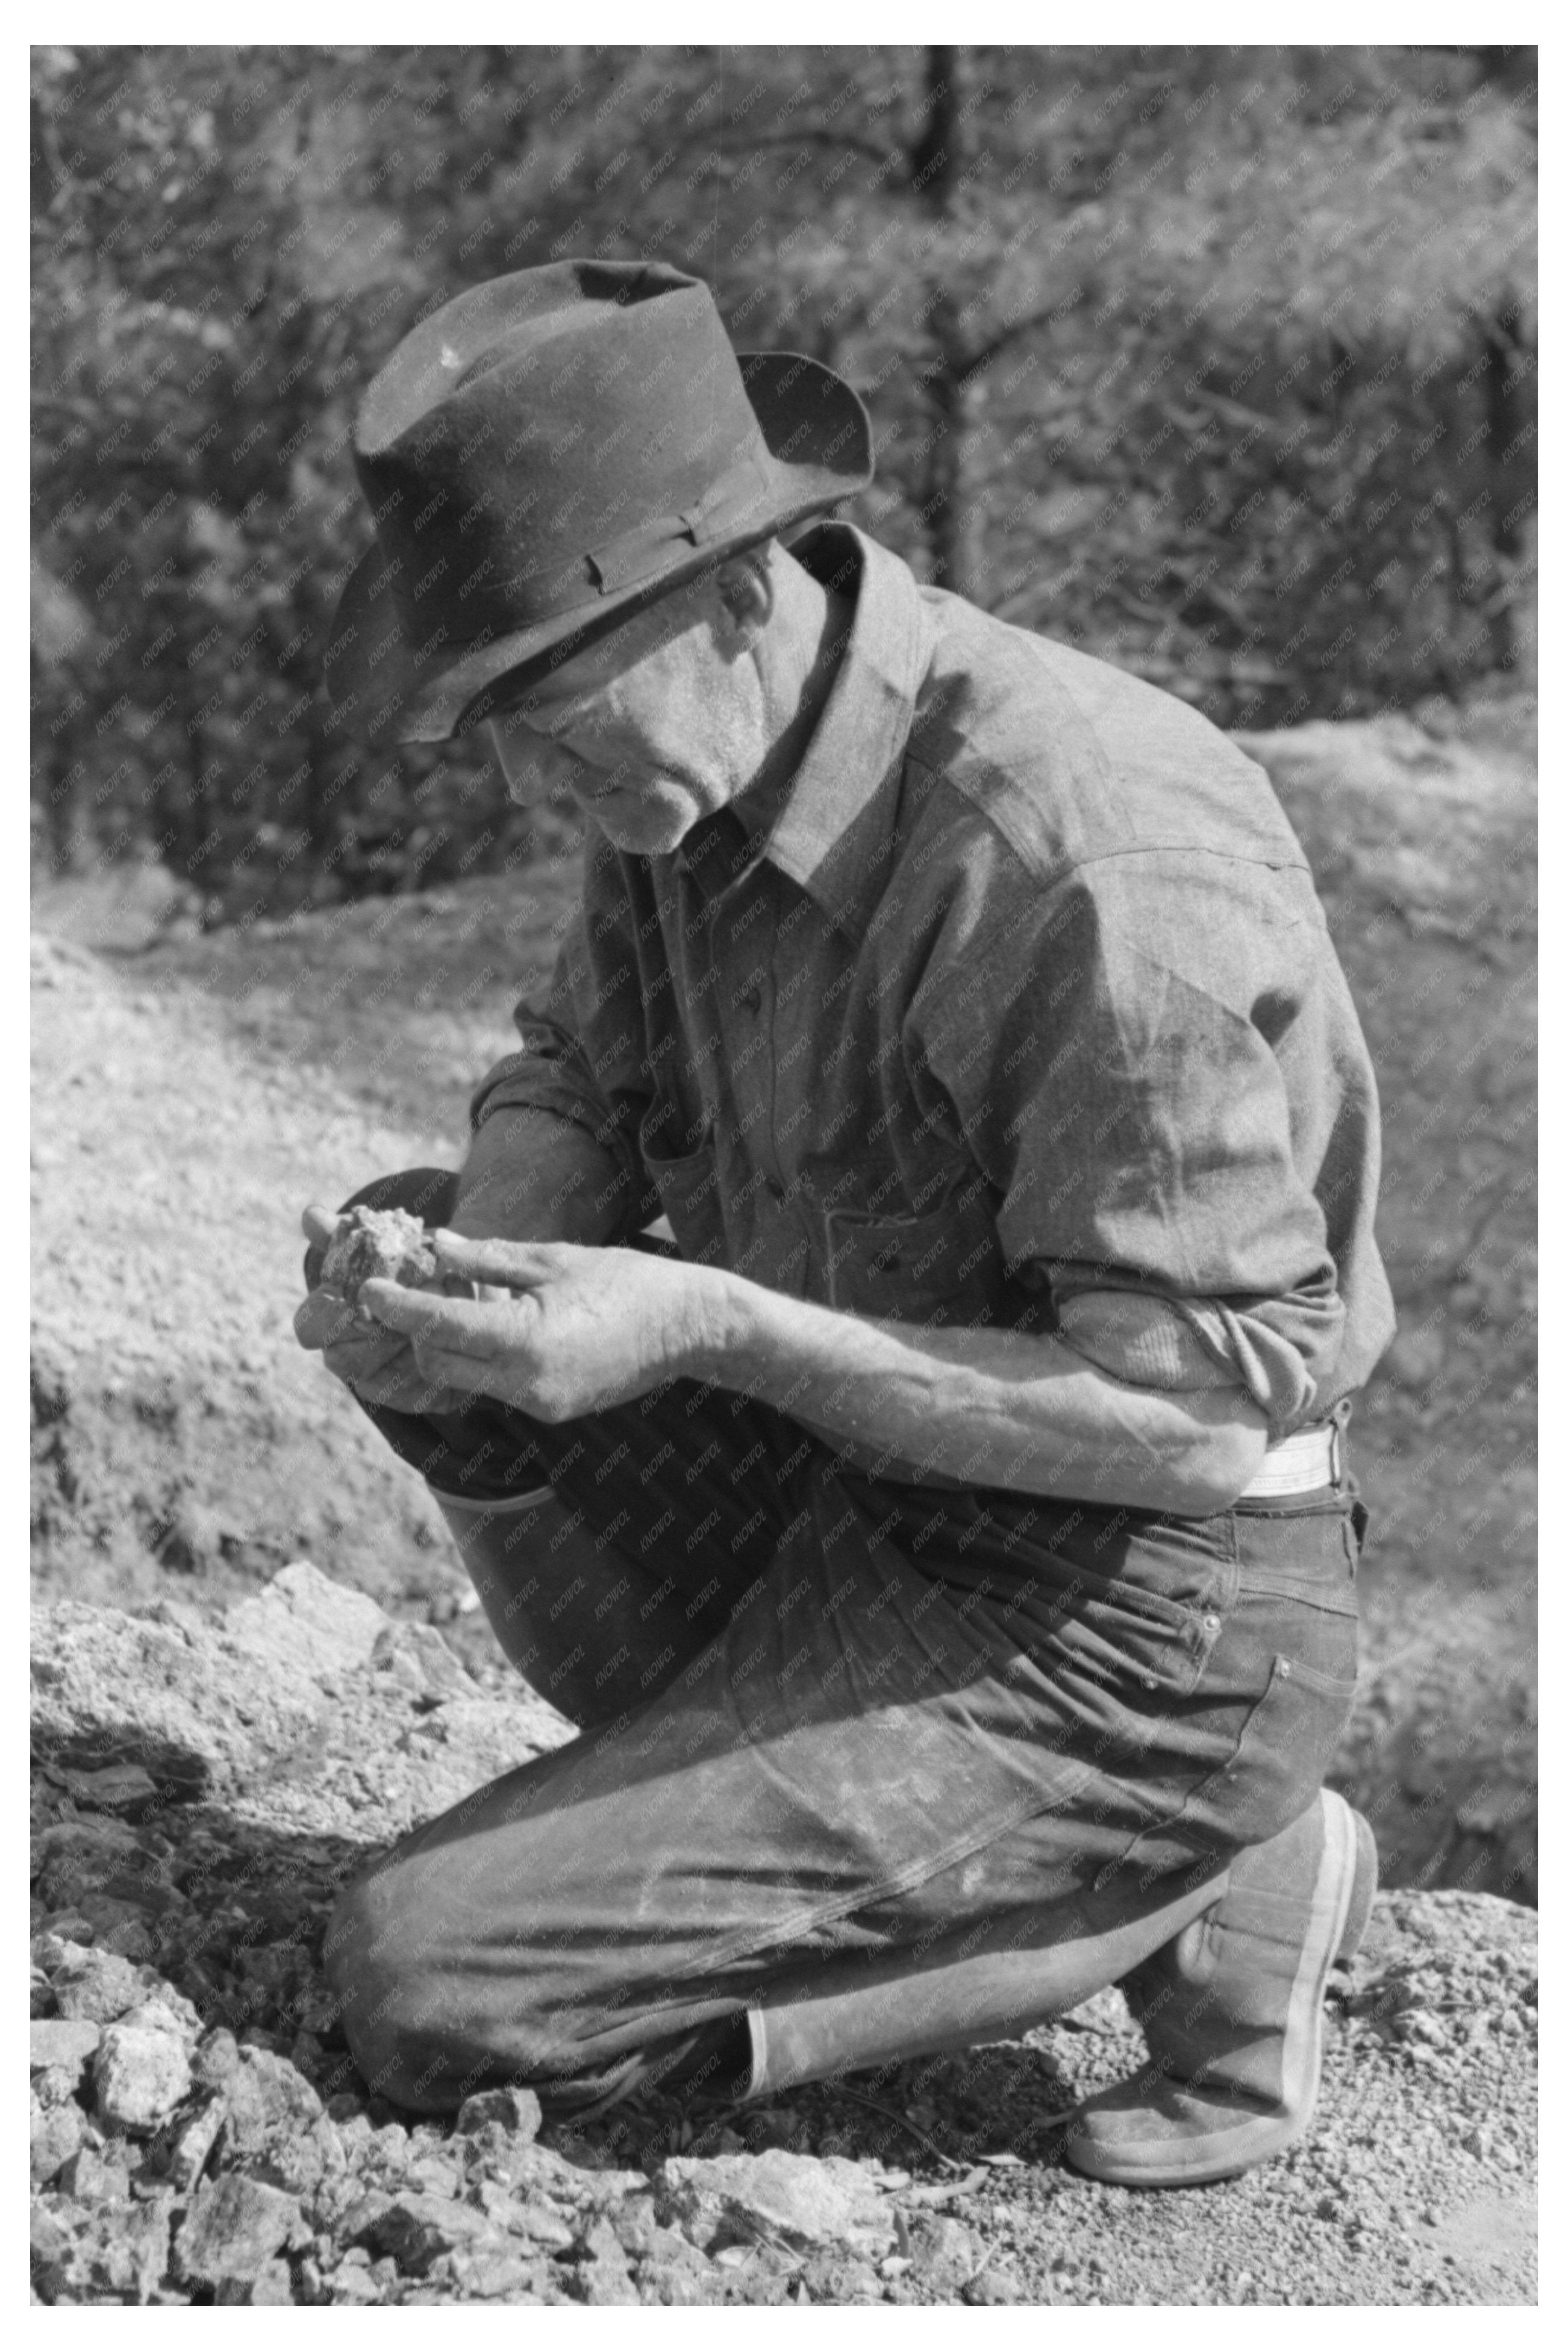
[{"xmin": 1113, "ymin": 1655, "xmax": 1287, "ymax": 1871}]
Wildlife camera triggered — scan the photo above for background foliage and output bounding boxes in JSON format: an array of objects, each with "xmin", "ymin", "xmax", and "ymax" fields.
[{"xmin": 31, "ymin": 43, "xmax": 1536, "ymax": 924}]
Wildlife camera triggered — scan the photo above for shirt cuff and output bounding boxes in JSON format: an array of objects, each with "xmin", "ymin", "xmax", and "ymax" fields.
[
  {"xmin": 1054, "ymin": 1288, "xmax": 1318, "ymax": 1430},
  {"xmin": 470, "ymin": 1052, "xmax": 617, "ymax": 1138}
]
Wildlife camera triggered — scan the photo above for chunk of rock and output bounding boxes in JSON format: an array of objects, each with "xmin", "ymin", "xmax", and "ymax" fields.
[
  {"xmin": 319, "ymin": 1204, "xmax": 437, "ymax": 1304},
  {"xmin": 508, "ymin": 2203, "xmax": 577, "ymax": 2254},
  {"xmin": 225, "ymin": 1558, "xmax": 391, "ymax": 1688},
  {"xmin": 64, "ymin": 1898, "xmax": 161, "ymax": 1961},
  {"xmin": 963, "ymin": 2263, "xmax": 1029, "ymax": 2305},
  {"xmin": 577, "ymin": 2261, "xmax": 640, "ymax": 2305},
  {"xmin": 445, "ymin": 2246, "xmax": 551, "ymax": 2300},
  {"xmin": 34, "ymin": 1819, "xmax": 172, "ymax": 1914},
  {"xmin": 31, "ymin": 2015, "xmax": 102, "ymax": 2089},
  {"xmin": 253, "ymin": 2117, "xmax": 348, "ymax": 2200},
  {"xmin": 59, "ymin": 2141, "xmax": 133, "ymax": 2203},
  {"xmin": 453, "ymin": 2085, "xmax": 543, "ymax": 2144},
  {"xmin": 93, "ymin": 2020, "xmax": 193, "ymax": 2134},
  {"xmin": 31, "ymin": 2200, "xmax": 76, "ymax": 2286},
  {"xmin": 175, "ymin": 2175, "xmax": 305, "ymax": 2289},
  {"xmin": 119, "ymin": 1996, "xmax": 199, "ymax": 2040},
  {"xmin": 191, "ymin": 2027, "xmax": 242, "ymax": 2093},
  {"xmin": 906, "ymin": 2212, "xmax": 978, "ymax": 2287},
  {"xmin": 217, "ymin": 2258, "xmax": 295, "ymax": 2306},
  {"xmin": 354, "ymin": 2191, "xmax": 492, "ymax": 2278},
  {"xmin": 167, "ymin": 2096, "xmax": 228, "ymax": 2192},
  {"xmin": 372, "ymin": 1620, "xmax": 473, "ymax": 1702},
  {"xmin": 799, "ymin": 2251, "xmax": 885, "ymax": 2303},
  {"xmin": 35, "ymin": 2193, "xmax": 173, "ymax": 2305},
  {"xmin": 31, "ymin": 1587, "xmax": 342, "ymax": 1798},
  {"xmin": 31, "ymin": 2091, "xmax": 85, "ymax": 2185},
  {"xmin": 657, "ymin": 2149, "xmax": 898, "ymax": 2259},
  {"xmin": 218, "ymin": 2044, "xmax": 324, "ymax": 2160},
  {"xmin": 48, "ymin": 1943, "xmax": 152, "ymax": 2024},
  {"xmin": 572, "ymin": 2210, "xmax": 640, "ymax": 2303},
  {"xmin": 50, "ymin": 1761, "xmax": 163, "ymax": 1819}
]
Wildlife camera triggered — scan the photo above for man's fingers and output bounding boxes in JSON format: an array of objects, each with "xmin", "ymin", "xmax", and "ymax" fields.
[
  {"xmin": 298, "ymin": 1287, "xmax": 414, "ymax": 1370},
  {"xmin": 429, "ymin": 1231, "xmax": 570, "ymax": 1290},
  {"xmin": 302, "ymin": 1203, "xmax": 340, "ymax": 1249},
  {"xmin": 359, "ymin": 1279, "xmax": 523, "ymax": 1358},
  {"xmin": 295, "ymin": 1289, "xmax": 362, "ymax": 1350},
  {"xmin": 405, "ymin": 1346, "xmax": 492, "ymax": 1398},
  {"xmin": 356, "ymin": 1362, "xmax": 462, "ymax": 1411}
]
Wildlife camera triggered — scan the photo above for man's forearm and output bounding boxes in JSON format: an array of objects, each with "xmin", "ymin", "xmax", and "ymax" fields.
[
  {"xmin": 696, "ymin": 1273, "xmax": 1269, "ymax": 1515},
  {"xmin": 451, "ymin": 1107, "xmax": 638, "ymax": 1247}
]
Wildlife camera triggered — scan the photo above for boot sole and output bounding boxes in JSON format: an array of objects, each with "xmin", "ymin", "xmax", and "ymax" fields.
[
  {"xmin": 1335, "ymin": 1805, "xmax": 1378, "ymax": 1967},
  {"xmin": 1066, "ymin": 1791, "xmax": 1362, "ymax": 2189}
]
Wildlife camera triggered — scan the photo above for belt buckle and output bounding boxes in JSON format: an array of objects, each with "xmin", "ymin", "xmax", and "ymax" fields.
[{"xmin": 1326, "ymin": 1408, "xmax": 1348, "ymax": 1488}]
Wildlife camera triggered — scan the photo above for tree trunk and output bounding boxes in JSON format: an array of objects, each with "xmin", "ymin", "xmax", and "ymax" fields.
[
  {"xmin": 921, "ymin": 298, "xmax": 984, "ymax": 602},
  {"xmin": 911, "ymin": 48, "xmax": 983, "ymax": 601},
  {"xmin": 1482, "ymin": 299, "xmax": 1535, "ymax": 678}
]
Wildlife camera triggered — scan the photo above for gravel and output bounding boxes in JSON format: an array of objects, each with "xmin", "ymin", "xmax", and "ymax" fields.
[{"xmin": 30, "ymin": 1563, "xmax": 1537, "ymax": 2306}]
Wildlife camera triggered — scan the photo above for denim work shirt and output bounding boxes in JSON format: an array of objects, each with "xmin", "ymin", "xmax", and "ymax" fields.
[{"xmin": 471, "ymin": 523, "xmax": 1396, "ymax": 1457}]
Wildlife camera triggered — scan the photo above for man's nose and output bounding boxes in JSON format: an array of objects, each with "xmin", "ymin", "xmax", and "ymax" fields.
[{"xmin": 488, "ymin": 721, "xmax": 582, "ymax": 806}]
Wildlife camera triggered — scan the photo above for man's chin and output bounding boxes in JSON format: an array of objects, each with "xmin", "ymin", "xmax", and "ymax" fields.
[{"xmin": 583, "ymin": 779, "xmax": 702, "ymax": 854}]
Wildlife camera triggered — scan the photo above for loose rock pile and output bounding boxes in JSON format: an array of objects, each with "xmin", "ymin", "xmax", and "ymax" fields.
[{"xmin": 31, "ymin": 1562, "xmax": 1538, "ymax": 2305}]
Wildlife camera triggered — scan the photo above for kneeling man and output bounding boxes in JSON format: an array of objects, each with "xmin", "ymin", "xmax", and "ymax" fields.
[{"xmin": 295, "ymin": 259, "xmax": 1393, "ymax": 2188}]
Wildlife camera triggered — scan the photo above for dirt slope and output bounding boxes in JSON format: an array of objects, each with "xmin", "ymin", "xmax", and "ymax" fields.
[
  {"xmin": 30, "ymin": 927, "xmax": 460, "ymax": 1620},
  {"xmin": 1235, "ymin": 707, "xmax": 1537, "ymax": 1905},
  {"xmin": 31, "ymin": 705, "xmax": 1536, "ymax": 1901}
]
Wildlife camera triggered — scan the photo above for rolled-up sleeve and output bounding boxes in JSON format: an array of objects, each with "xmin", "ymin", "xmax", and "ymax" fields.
[
  {"xmin": 469, "ymin": 840, "xmax": 662, "ymax": 1240},
  {"xmin": 917, "ymin": 847, "xmax": 1345, "ymax": 1431}
]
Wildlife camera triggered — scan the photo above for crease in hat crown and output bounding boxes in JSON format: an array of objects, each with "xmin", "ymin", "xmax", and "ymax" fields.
[{"xmin": 325, "ymin": 258, "xmax": 873, "ymax": 745}]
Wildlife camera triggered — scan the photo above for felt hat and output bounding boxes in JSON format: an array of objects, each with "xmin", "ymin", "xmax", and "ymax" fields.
[{"xmin": 322, "ymin": 258, "xmax": 874, "ymax": 744}]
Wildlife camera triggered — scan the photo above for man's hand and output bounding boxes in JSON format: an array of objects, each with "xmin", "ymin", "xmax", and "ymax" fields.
[
  {"xmin": 293, "ymin": 1205, "xmax": 470, "ymax": 1414},
  {"xmin": 355, "ymin": 1232, "xmax": 729, "ymax": 1422}
]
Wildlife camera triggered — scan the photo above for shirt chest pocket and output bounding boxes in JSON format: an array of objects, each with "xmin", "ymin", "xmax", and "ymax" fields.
[{"xmin": 822, "ymin": 1175, "xmax": 1007, "ymax": 1328}]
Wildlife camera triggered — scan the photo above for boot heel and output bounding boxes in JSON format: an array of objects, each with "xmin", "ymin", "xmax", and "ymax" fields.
[
  {"xmin": 1334, "ymin": 1806, "xmax": 1378, "ymax": 1967},
  {"xmin": 1067, "ymin": 1790, "xmax": 1368, "ymax": 2188}
]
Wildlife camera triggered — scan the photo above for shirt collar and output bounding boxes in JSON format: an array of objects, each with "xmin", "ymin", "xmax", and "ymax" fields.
[
  {"xmin": 761, "ymin": 523, "xmax": 931, "ymax": 943},
  {"xmin": 670, "ymin": 523, "xmax": 930, "ymax": 943}
]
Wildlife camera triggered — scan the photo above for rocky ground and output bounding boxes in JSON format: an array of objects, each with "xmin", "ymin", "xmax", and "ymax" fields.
[
  {"xmin": 31, "ymin": 1562, "xmax": 1538, "ymax": 2307},
  {"xmin": 31, "ymin": 702, "xmax": 1537, "ymax": 2303}
]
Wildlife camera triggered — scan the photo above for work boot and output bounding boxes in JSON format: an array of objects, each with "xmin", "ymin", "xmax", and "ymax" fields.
[{"xmin": 1066, "ymin": 1790, "xmax": 1376, "ymax": 2188}]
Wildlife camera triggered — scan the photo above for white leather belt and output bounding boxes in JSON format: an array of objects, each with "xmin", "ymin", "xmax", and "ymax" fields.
[{"xmin": 1240, "ymin": 1422, "xmax": 1339, "ymax": 1499}]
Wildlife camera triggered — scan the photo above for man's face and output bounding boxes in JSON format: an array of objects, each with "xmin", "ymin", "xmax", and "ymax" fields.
[{"xmin": 484, "ymin": 582, "xmax": 761, "ymax": 857}]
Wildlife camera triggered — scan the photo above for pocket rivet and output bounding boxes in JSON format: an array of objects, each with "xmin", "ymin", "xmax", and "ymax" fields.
[
  {"xmin": 1279, "ymin": 1660, "xmax": 1292, "ymax": 1676},
  {"xmin": 1143, "ymin": 1676, "xmax": 1157, "ymax": 1691},
  {"xmin": 1204, "ymin": 1614, "xmax": 1221, "ymax": 1632}
]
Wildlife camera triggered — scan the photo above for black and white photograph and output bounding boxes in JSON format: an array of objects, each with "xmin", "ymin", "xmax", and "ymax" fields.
[{"xmin": 29, "ymin": 33, "xmax": 1538, "ymax": 2311}]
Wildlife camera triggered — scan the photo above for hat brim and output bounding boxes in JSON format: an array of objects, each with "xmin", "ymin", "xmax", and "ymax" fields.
[{"xmin": 322, "ymin": 350, "xmax": 873, "ymax": 748}]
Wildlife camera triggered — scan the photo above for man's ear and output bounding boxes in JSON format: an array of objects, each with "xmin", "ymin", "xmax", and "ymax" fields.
[{"xmin": 714, "ymin": 548, "xmax": 775, "ymax": 644}]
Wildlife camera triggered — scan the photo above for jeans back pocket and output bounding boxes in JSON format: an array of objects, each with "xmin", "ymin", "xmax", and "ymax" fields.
[{"xmin": 1232, "ymin": 1499, "xmax": 1361, "ymax": 1616}]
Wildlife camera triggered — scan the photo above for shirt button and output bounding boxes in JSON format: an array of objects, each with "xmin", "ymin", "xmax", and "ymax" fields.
[
  {"xmin": 740, "ymin": 985, "xmax": 762, "ymax": 1013},
  {"xmin": 765, "ymin": 1176, "xmax": 784, "ymax": 1203}
]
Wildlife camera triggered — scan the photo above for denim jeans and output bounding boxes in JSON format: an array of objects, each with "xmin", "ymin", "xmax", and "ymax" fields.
[{"xmin": 316, "ymin": 1175, "xmax": 1364, "ymax": 2112}]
